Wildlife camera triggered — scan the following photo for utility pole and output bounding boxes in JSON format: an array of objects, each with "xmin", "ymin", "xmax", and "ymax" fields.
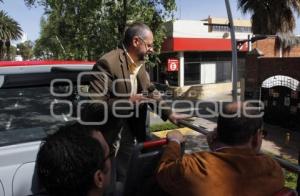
[{"xmin": 225, "ymin": 0, "xmax": 238, "ymax": 101}]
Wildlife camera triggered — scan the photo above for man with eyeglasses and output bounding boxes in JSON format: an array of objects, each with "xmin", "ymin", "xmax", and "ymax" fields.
[
  {"xmin": 157, "ymin": 102, "xmax": 284, "ymax": 196},
  {"xmin": 36, "ymin": 123, "xmax": 112, "ymax": 196},
  {"xmin": 85, "ymin": 22, "xmax": 188, "ymax": 183}
]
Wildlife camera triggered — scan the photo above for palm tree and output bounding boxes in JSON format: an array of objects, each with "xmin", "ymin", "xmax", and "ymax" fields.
[
  {"xmin": 0, "ymin": 10, "xmax": 23, "ymax": 60},
  {"xmin": 238, "ymin": 0, "xmax": 300, "ymax": 35}
]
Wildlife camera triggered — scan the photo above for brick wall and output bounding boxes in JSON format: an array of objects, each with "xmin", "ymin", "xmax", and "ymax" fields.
[
  {"xmin": 283, "ymin": 46, "xmax": 300, "ymax": 57},
  {"xmin": 252, "ymin": 37, "xmax": 300, "ymax": 57},
  {"xmin": 245, "ymin": 37, "xmax": 300, "ymax": 98},
  {"xmin": 252, "ymin": 38, "xmax": 279, "ymax": 57}
]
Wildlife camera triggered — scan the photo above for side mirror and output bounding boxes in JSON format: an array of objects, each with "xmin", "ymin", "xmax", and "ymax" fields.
[
  {"xmin": 0, "ymin": 75, "xmax": 4, "ymax": 88},
  {"xmin": 164, "ymin": 80, "xmax": 169, "ymax": 87}
]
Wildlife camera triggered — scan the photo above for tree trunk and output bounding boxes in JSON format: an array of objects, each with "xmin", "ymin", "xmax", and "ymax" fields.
[
  {"xmin": 123, "ymin": 0, "xmax": 127, "ymax": 33},
  {"xmin": 0, "ymin": 40, "xmax": 4, "ymax": 60},
  {"xmin": 87, "ymin": 48, "xmax": 91, "ymax": 61},
  {"xmin": 118, "ymin": 0, "xmax": 127, "ymax": 35},
  {"xmin": 5, "ymin": 40, "xmax": 11, "ymax": 60}
]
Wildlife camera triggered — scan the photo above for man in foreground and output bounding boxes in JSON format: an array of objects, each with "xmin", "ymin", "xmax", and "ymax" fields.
[
  {"xmin": 36, "ymin": 123, "xmax": 111, "ymax": 196},
  {"xmin": 156, "ymin": 102, "xmax": 284, "ymax": 196}
]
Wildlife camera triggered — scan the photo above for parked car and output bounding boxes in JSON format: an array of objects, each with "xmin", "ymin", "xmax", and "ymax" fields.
[{"xmin": 0, "ymin": 60, "xmax": 94, "ymax": 196}]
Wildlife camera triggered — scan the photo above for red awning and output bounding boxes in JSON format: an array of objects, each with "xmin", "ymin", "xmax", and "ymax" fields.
[
  {"xmin": 0, "ymin": 60, "xmax": 95, "ymax": 67},
  {"xmin": 162, "ymin": 37, "xmax": 248, "ymax": 52}
]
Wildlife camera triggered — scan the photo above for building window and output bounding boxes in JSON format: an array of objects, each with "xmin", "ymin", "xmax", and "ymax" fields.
[
  {"xmin": 184, "ymin": 62, "xmax": 201, "ymax": 85},
  {"xmin": 216, "ymin": 61, "xmax": 232, "ymax": 83},
  {"xmin": 211, "ymin": 25, "xmax": 251, "ymax": 33},
  {"xmin": 212, "ymin": 25, "xmax": 229, "ymax": 32},
  {"xmin": 184, "ymin": 61, "xmax": 231, "ymax": 85}
]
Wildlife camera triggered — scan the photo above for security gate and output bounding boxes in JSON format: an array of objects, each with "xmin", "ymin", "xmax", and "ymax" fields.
[{"xmin": 261, "ymin": 75, "xmax": 300, "ymax": 129}]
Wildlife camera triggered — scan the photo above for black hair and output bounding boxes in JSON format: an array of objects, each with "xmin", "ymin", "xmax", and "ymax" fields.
[
  {"xmin": 217, "ymin": 102, "xmax": 263, "ymax": 146},
  {"xmin": 123, "ymin": 22, "xmax": 151, "ymax": 47},
  {"xmin": 36, "ymin": 123, "xmax": 105, "ymax": 196}
]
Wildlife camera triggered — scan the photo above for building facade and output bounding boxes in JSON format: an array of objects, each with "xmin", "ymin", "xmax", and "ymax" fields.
[{"xmin": 153, "ymin": 17, "xmax": 252, "ymax": 99}]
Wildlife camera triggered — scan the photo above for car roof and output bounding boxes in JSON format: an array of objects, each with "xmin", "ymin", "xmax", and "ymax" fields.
[
  {"xmin": 0, "ymin": 60, "xmax": 95, "ymax": 88},
  {"xmin": 0, "ymin": 60, "xmax": 95, "ymax": 75}
]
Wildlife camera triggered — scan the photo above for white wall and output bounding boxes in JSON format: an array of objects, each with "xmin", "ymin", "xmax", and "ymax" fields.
[
  {"xmin": 201, "ymin": 62, "xmax": 216, "ymax": 84},
  {"xmin": 171, "ymin": 20, "xmax": 252, "ymax": 40}
]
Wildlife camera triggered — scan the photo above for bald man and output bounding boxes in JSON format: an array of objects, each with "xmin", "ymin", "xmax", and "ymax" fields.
[{"xmin": 85, "ymin": 22, "xmax": 188, "ymax": 182}]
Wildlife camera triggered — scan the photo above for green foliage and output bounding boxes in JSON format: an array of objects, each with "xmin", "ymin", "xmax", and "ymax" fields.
[
  {"xmin": 9, "ymin": 45, "xmax": 17, "ymax": 60},
  {"xmin": 284, "ymin": 171, "xmax": 297, "ymax": 189},
  {"xmin": 0, "ymin": 10, "xmax": 22, "ymax": 41},
  {"xmin": 150, "ymin": 122, "xmax": 178, "ymax": 132},
  {"xmin": 27, "ymin": 0, "xmax": 176, "ymax": 61},
  {"xmin": 33, "ymin": 16, "xmax": 64, "ymax": 59},
  {"xmin": 17, "ymin": 40, "xmax": 34, "ymax": 60},
  {"xmin": 0, "ymin": 10, "xmax": 23, "ymax": 60}
]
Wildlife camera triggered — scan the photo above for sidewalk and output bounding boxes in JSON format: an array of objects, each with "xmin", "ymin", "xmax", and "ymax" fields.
[{"xmin": 263, "ymin": 124, "xmax": 300, "ymax": 162}]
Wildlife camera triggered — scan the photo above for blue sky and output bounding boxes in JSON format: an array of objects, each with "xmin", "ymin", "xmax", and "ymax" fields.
[
  {"xmin": 1, "ymin": 0, "xmax": 300, "ymax": 42},
  {"xmin": 175, "ymin": 0, "xmax": 249, "ymax": 19},
  {"xmin": 1, "ymin": 0, "xmax": 44, "ymax": 41}
]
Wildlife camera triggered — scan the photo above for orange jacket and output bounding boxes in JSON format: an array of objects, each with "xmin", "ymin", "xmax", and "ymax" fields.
[{"xmin": 157, "ymin": 142, "xmax": 284, "ymax": 196}]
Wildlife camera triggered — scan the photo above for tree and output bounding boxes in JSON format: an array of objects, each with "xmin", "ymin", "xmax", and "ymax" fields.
[
  {"xmin": 33, "ymin": 16, "xmax": 63, "ymax": 59},
  {"xmin": 26, "ymin": 0, "xmax": 176, "ymax": 61},
  {"xmin": 9, "ymin": 45, "xmax": 17, "ymax": 60},
  {"xmin": 238, "ymin": 0, "xmax": 300, "ymax": 35},
  {"xmin": 0, "ymin": 10, "xmax": 23, "ymax": 60},
  {"xmin": 17, "ymin": 40, "xmax": 34, "ymax": 60}
]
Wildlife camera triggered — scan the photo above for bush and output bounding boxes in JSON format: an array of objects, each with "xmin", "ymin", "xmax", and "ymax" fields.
[
  {"xmin": 285, "ymin": 171, "xmax": 297, "ymax": 189},
  {"xmin": 150, "ymin": 123, "xmax": 178, "ymax": 132}
]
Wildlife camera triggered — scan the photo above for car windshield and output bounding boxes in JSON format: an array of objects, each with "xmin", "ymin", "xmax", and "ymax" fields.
[{"xmin": 0, "ymin": 71, "xmax": 85, "ymax": 147}]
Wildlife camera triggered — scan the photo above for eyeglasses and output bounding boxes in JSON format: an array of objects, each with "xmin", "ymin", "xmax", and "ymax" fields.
[{"xmin": 138, "ymin": 36, "xmax": 154, "ymax": 50}]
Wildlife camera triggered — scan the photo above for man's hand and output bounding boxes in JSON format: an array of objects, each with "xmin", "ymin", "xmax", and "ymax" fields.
[
  {"xmin": 168, "ymin": 112, "xmax": 191, "ymax": 125},
  {"xmin": 129, "ymin": 94, "xmax": 151, "ymax": 104},
  {"xmin": 166, "ymin": 130, "xmax": 185, "ymax": 144},
  {"xmin": 206, "ymin": 129, "xmax": 221, "ymax": 151},
  {"xmin": 147, "ymin": 90, "xmax": 162, "ymax": 100}
]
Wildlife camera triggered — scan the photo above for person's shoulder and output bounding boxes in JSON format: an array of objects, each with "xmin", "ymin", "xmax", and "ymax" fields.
[
  {"xmin": 93, "ymin": 48, "xmax": 124, "ymax": 71},
  {"xmin": 100, "ymin": 48, "xmax": 123, "ymax": 62},
  {"xmin": 183, "ymin": 151, "xmax": 213, "ymax": 163},
  {"xmin": 257, "ymin": 153, "xmax": 282, "ymax": 168}
]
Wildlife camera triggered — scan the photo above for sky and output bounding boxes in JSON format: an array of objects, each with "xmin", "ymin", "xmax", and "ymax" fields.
[
  {"xmin": 1, "ymin": 0, "xmax": 44, "ymax": 42},
  {"xmin": 1, "ymin": 0, "xmax": 300, "ymax": 42}
]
